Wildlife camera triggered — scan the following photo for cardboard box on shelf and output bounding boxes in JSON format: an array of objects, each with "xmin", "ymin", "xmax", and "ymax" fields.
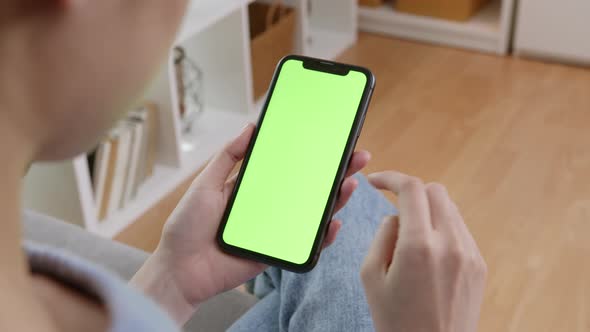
[
  {"xmin": 395, "ymin": 0, "xmax": 491, "ymax": 22},
  {"xmin": 359, "ymin": 0, "xmax": 386, "ymax": 7},
  {"xmin": 250, "ymin": 1, "xmax": 296, "ymax": 99}
]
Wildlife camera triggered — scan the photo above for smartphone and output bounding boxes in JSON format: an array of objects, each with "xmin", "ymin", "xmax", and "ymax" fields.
[{"xmin": 217, "ymin": 55, "xmax": 375, "ymax": 273}]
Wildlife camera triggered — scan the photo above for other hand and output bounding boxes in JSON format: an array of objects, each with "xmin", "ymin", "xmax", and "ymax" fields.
[{"xmin": 361, "ymin": 171, "xmax": 487, "ymax": 332}]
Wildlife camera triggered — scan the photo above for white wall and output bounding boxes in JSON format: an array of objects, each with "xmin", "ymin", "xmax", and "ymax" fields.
[{"xmin": 515, "ymin": 0, "xmax": 590, "ymax": 64}]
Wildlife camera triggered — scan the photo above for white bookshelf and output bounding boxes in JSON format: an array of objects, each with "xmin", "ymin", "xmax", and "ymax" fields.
[
  {"xmin": 23, "ymin": 0, "xmax": 358, "ymax": 238},
  {"xmin": 359, "ymin": 0, "xmax": 515, "ymax": 55}
]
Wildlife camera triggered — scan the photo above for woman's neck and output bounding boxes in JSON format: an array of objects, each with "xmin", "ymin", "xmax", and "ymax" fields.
[
  {"xmin": 0, "ymin": 117, "xmax": 33, "ymax": 272},
  {"xmin": 0, "ymin": 26, "xmax": 107, "ymax": 331},
  {"xmin": 0, "ymin": 115, "xmax": 61, "ymax": 331}
]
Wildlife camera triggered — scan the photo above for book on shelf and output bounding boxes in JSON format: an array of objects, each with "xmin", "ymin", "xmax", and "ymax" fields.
[
  {"xmin": 123, "ymin": 117, "xmax": 147, "ymax": 205},
  {"xmin": 107, "ymin": 123, "xmax": 132, "ymax": 215},
  {"xmin": 91, "ymin": 102, "xmax": 160, "ymax": 222},
  {"xmin": 109, "ymin": 121, "xmax": 134, "ymax": 214},
  {"xmin": 98, "ymin": 135, "xmax": 119, "ymax": 221},
  {"xmin": 93, "ymin": 142, "xmax": 111, "ymax": 220},
  {"xmin": 144, "ymin": 102, "xmax": 159, "ymax": 179},
  {"xmin": 128, "ymin": 102, "xmax": 159, "ymax": 187}
]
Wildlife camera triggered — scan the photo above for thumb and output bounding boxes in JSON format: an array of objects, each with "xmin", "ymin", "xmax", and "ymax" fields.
[
  {"xmin": 198, "ymin": 123, "xmax": 255, "ymax": 189},
  {"xmin": 363, "ymin": 216, "xmax": 400, "ymax": 275}
]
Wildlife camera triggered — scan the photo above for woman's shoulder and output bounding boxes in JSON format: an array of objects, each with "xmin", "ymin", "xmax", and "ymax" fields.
[{"xmin": 26, "ymin": 243, "xmax": 180, "ymax": 332}]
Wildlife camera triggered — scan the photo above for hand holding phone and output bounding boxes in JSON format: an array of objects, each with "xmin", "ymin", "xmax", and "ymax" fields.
[
  {"xmin": 135, "ymin": 124, "xmax": 371, "ymax": 321},
  {"xmin": 218, "ymin": 55, "xmax": 375, "ymax": 272}
]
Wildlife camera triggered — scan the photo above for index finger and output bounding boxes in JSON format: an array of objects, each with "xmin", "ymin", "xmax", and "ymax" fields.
[{"xmin": 368, "ymin": 171, "xmax": 433, "ymax": 236}]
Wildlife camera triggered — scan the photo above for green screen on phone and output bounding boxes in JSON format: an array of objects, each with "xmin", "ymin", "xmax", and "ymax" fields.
[{"xmin": 222, "ymin": 59, "xmax": 368, "ymax": 265}]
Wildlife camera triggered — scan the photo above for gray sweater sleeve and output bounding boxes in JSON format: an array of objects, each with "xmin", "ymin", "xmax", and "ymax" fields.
[{"xmin": 26, "ymin": 243, "xmax": 180, "ymax": 332}]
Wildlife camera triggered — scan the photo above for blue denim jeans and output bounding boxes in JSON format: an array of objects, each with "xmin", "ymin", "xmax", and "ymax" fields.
[{"xmin": 229, "ymin": 174, "xmax": 396, "ymax": 331}]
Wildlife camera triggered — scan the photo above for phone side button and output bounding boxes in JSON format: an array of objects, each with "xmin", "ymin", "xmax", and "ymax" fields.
[{"xmin": 356, "ymin": 113, "xmax": 367, "ymax": 138}]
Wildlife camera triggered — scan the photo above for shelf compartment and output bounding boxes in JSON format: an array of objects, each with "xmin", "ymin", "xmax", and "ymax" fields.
[
  {"xmin": 175, "ymin": 8, "xmax": 252, "ymax": 120},
  {"xmin": 23, "ymin": 157, "xmax": 94, "ymax": 229},
  {"xmin": 174, "ymin": 7, "xmax": 254, "ymax": 164},
  {"xmin": 359, "ymin": 0, "xmax": 506, "ymax": 54}
]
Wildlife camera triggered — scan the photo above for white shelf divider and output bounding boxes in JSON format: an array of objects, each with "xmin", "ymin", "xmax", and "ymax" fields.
[
  {"xmin": 281, "ymin": 0, "xmax": 310, "ymax": 55},
  {"xmin": 145, "ymin": 58, "xmax": 183, "ymax": 169},
  {"xmin": 72, "ymin": 156, "xmax": 99, "ymax": 232},
  {"xmin": 359, "ymin": 0, "xmax": 514, "ymax": 55},
  {"xmin": 304, "ymin": 0, "xmax": 358, "ymax": 59}
]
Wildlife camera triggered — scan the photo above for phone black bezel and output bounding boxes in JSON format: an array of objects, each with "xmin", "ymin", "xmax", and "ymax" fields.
[{"xmin": 216, "ymin": 54, "xmax": 375, "ymax": 273}]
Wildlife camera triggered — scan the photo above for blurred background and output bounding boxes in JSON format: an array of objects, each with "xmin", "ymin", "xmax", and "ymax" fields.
[{"xmin": 24, "ymin": 1, "xmax": 590, "ymax": 331}]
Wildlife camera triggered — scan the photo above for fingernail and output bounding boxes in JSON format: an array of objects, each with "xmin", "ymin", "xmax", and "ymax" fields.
[
  {"xmin": 236, "ymin": 124, "xmax": 251, "ymax": 137},
  {"xmin": 240, "ymin": 123, "xmax": 252, "ymax": 133}
]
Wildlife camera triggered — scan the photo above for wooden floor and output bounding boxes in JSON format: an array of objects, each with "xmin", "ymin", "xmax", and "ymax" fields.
[{"xmin": 117, "ymin": 33, "xmax": 590, "ymax": 332}]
